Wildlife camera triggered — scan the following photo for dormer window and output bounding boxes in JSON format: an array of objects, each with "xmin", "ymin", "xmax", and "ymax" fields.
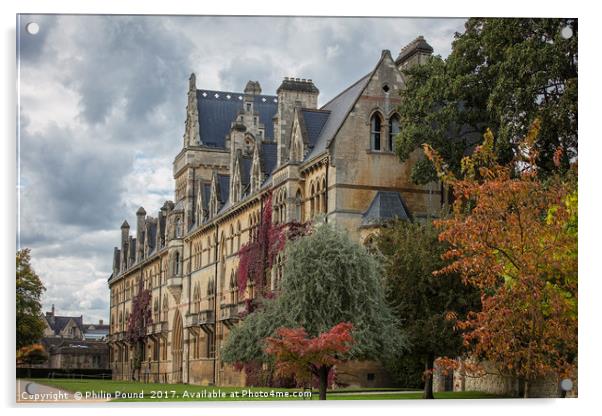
[{"xmin": 246, "ymin": 103, "xmax": 252, "ymax": 112}]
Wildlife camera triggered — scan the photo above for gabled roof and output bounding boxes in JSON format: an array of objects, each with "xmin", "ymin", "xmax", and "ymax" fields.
[
  {"xmin": 303, "ymin": 73, "xmax": 371, "ymax": 162},
  {"xmin": 361, "ymin": 191, "xmax": 411, "ymax": 226},
  {"xmin": 45, "ymin": 315, "xmax": 84, "ymax": 336},
  {"xmin": 299, "ymin": 109, "xmax": 330, "ymax": 149},
  {"xmin": 196, "ymin": 90, "xmax": 278, "ymax": 147}
]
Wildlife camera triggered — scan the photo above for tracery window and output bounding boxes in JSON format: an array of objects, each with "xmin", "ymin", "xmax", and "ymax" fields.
[
  {"xmin": 388, "ymin": 114, "xmax": 400, "ymax": 151},
  {"xmin": 370, "ymin": 113, "xmax": 383, "ymax": 151}
]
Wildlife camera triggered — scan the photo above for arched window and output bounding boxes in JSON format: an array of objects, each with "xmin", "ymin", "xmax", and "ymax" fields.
[
  {"xmin": 193, "ymin": 283, "xmax": 201, "ymax": 313},
  {"xmin": 321, "ymin": 177, "xmax": 327, "ymax": 213},
  {"xmin": 162, "ymin": 294, "xmax": 168, "ymax": 321},
  {"xmin": 174, "ymin": 251, "xmax": 181, "ymax": 276},
  {"xmin": 175, "ymin": 217, "xmax": 183, "ymax": 238},
  {"xmin": 388, "ymin": 114, "xmax": 400, "ymax": 151},
  {"xmin": 229, "ymin": 225, "xmax": 234, "ymax": 255},
  {"xmin": 370, "ymin": 113, "xmax": 382, "ymax": 151},
  {"xmin": 295, "ymin": 189, "xmax": 302, "ymax": 222},
  {"xmin": 310, "ymin": 182, "xmax": 315, "ymax": 218},
  {"xmin": 236, "ymin": 221, "xmax": 241, "ymax": 251}
]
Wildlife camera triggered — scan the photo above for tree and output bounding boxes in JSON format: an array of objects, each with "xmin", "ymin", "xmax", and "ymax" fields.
[
  {"xmin": 375, "ymin": 221, "xmax": 479, "ymax": 398},
  {"xmin": 424, "ymin": 122, "xmax": 578, "ymax": 397},
  {"xmin": 265, "ymin": 322, "xmax": 354, "ymax": 400},
  {"xmin": 222, "ymin": 222, "xmax": 405, "ymax": 399},
  {"xmin": 397, "ymin": 18, "xmax": 577, "ymax": 184},
  {"xmin": 126, "ymin": 277, "xmax": 153, "ymax": 381},
  {"xmin": 17, "ymin": 344, "xmax": 48, "ymax": 366},
  {"xmin": 16, "ymin": 249, "xmax": 46, "ymax": 349}
]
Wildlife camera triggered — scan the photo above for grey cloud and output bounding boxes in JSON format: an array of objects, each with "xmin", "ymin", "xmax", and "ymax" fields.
[{"xmin": 18, "ymin": 14, "xmax": 467, "ymax": 324}]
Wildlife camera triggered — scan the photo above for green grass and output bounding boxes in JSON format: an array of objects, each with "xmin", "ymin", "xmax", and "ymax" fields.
[{"xmin": 22, "ymin": 378, "xmax": 506, "ymax": 402}]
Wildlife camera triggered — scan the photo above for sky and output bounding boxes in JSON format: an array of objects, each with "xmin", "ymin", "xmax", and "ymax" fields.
[{"xmin": 17, "ymin": 15, "xmax": 466, "ymax": 324}]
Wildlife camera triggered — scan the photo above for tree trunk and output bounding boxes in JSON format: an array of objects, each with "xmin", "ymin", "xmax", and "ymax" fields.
[
  {"xmin": 318, "ymin": 366, "xmax": 330, "ymax": 400},
  {"xmin": 423, "ymin": 353, "xmax": 435, "ymax": 399},
  {"xmin": 523, "ymin": 380, "xmax": 530, "ymax": 399}
]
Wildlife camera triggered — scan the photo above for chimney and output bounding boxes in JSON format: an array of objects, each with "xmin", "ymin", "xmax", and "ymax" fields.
[
  {"xmin": 136, "ymin": 207, "xmax": 146, "ymax": 263},
  {"xmin": 51, "ymin": 304, "xmax": 55, "ymax": 316},
  {"xmin": 99, "ymin": 319, "xmax": 104, "ymax": 325}
]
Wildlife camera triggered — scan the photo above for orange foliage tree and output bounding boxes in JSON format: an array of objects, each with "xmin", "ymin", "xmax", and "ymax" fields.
[
  {"xmin": 265, "ymin": 322, "xmax": 353, "ymax": 400},
  {"xmin": 424, "ymin": 121, "xmax": 577, "ymax": 397}
]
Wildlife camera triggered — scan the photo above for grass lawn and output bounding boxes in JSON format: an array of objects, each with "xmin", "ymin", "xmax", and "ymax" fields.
[{"xmin": 23, "ymin": 378, "xmax": 506, "ymax": 402}]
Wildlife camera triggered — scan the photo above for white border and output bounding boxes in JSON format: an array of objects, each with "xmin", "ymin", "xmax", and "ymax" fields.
[{"xmin": 2, "ymin": 1, "xmax": 600, "ymax": 416}]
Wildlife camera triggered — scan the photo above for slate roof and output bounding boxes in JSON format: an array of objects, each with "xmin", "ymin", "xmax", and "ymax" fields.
[
  {"xmin": 361, "ymin": 191, "xmax": 411, "ymax": 226},
  {"xmin": 201, "ymin": 182, "xmax": 212, "ymax": 210},
  {"xmin": 261, "ymin": 142, "xmax": 278, "ymax": 176},
  {"xmin": 217, "ymin": 174, "xmax": 230, "ymax": 204},
  {"xmin": 303, "ymin": 73, "xmax": 371, "ymax": 162},
  {"xmin": 300, "ymin": 109, "xmax": 330, "ymax": 149},
  {"xmin": 196, "ymin": 90, "xmax": 278, "ymax": 147},
  {"xmin": 241, "ymin": 156, "xmax": 252, "ymax": 188},
  {"xmin": 45, "ymin": 315, "xmax": 84, "ymax": 336}
]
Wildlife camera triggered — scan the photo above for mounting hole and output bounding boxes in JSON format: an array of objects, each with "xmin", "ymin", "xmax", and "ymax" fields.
[
  {"xmin": 560, "ymin": 25, "xmax": 573, "ymax": 39},
  {"xmin": 560, "ymin": 378, "xmax": 573, "ymax": 391},
  {"xmin": 26, "ymin": 22, "xmax": 40, "ymax": 35}
]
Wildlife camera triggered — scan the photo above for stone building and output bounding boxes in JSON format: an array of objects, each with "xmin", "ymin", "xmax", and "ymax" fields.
[
  {"xmin": 40, "ymin": 306, "xmax": 110, "ymax": 371},
  {"xmin": 107, "ymin": 36, "xmax": 443, "ymax": 386}
]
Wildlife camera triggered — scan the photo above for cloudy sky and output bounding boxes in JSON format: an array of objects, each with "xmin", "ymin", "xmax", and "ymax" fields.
[{"xmin": 17, "ymin": 15, "xmax": 466, "ymax": 323}]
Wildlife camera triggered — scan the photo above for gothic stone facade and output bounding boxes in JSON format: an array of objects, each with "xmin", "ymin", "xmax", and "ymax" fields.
[{"xmin": 108, "ymin": 37, "xmax": 443, "ymax": 386}]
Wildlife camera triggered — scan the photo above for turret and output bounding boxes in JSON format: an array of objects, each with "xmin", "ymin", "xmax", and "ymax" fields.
[
  {"xmin": 136, "ymin": 207, "xmax": 146, "ymax": 263},
  {"xmin": 395, "ymin": 35, "xmax": 433, "ymax": 70},
  {"xmin": 274, "ymin": 77, "xmax": 319, "ymax": 166},
  {"xmin": 120, "ymin": 220, "xmax": 130, "ymax": 272}
]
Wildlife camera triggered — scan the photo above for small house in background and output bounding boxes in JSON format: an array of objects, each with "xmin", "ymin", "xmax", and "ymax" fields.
[{"xmin": 39, "ymin": 305, "xmax": 110, "ymax": 371}]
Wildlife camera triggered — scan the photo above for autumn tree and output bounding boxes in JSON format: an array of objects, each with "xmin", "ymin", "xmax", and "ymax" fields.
[
  {"xmin": 16, "ymin": 249, "xmax": 47, "ymax": 349},
  {"xmin": 376, "ymin": 221, "xmax": 479, "ymax": 399},
  {"xmin": 17, "ymin": 344, "xmax": 48, "ymax": 366},
  {"xmin": 397, "ymin": 18, "xmax": 577, "ymax": 184},
  {"xmin": 425, "ymin": 122, "xmax": 578, "ymax": 397},
  {"xmin": 265, "ymin": 322, "xmax": 354, "ymax": 400},
  {"xmin": 222, "ymin": 222, "xmax": 405, "ymax": 398},
  {"xmin": 126, "ymin": 277, "xmax": 153, "ymax": 381}
]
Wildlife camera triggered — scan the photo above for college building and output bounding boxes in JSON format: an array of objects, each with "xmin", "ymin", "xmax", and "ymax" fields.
[{"xmin": 107, "ymin": 36, "xmax": 443, "ymax": 386}]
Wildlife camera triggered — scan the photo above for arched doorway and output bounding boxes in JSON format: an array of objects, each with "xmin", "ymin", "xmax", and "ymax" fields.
[{"xmin": 171, "ymin": 310, "xmax": 183, "ymax": 383}]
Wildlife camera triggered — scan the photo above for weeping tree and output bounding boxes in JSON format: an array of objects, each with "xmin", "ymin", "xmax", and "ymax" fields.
[
  {"xmin": 126, "ymin": 277, "xmax": 153, "ymax": 381},
  {"xmin": 222, "ymin": 221, "xmax": 406, "ymax": 399}
]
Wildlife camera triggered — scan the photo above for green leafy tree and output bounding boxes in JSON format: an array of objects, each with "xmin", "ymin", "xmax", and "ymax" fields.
[
  {"xmin": 16, "ymin": 249, "xmax": 46, "ymax": 349},
  {"xmin": 397, "ymin": 18, "xmax": 577, "ymax": 184},
  {"xmin": 222, "ymin": 222, "xmax": 406, "ymax": 399},
  {"xmin": 375, "ymin": 221, "xmax": 479, "ymax": 399}
]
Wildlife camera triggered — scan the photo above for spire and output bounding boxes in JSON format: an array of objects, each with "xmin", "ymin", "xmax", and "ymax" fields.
[
  {"xmin": 121, "ymin": 220, "xmax": 130, "ymax": 229},
  {"xmin": 184, "ymin": 72, "xmax": 201, "ymax": 147}
]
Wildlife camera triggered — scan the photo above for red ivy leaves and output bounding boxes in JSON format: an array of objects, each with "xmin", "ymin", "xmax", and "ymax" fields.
[
  {"xmin": 237, "ymin": 192, "xmax": 310, "ymax": 301},
  {"xmin": 126, "ymin": 277, "xmax": 153, "ymax": 344}
]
